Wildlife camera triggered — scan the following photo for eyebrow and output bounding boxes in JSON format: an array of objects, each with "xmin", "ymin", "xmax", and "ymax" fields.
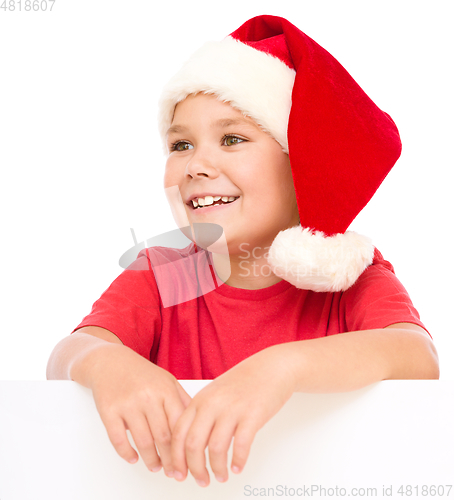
[
  {"xmin": 214, "ymin": 118, "xmax": 253, "ymax": 128},
  {"xmin": 166, "ymin": 117, "xmax": 256, "ymax": 137},
  {"xmin": 166, "ymin": 124, "xmax": 188, "ymax": 136}
]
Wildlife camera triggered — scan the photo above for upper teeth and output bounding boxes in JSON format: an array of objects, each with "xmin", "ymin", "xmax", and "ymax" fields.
[{"xmin": 191, "ymin": 195, "xmax": 237, "ymax": 208}]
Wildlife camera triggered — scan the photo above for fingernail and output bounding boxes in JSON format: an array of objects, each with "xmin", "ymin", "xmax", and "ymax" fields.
[
  {"xmin": 165, "ymin": 470, "xmax": 174, "ymax": 478},
  {"xmin": 128, "ymin": 457, "xmax": 138, "ymax": 464},
  {"xmin": 215, "ymin": 475, "xmax": 227, "ymax": 483},
  {"xmin": 173, "ymin": 471, "xmax": 184, "ymax": 481},
  {"xmin": 150, "ymin": 465, "xmax": 162, "ymax": 472},
  {"xmin": 231, "ymin": 465, "xmax": 241, "ymax": 474},
  {"xmin": 196, "ymin": 479, "xmax": 207, "ymax": 487}
]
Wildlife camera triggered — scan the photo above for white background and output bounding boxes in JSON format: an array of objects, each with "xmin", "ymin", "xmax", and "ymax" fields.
[{"xmin": 0, "ymin": 0, "xmax": 452, "ymax": 380}]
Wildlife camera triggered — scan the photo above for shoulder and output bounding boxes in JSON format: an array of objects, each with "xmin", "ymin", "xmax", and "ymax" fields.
[
  {"xmin": 340, "ymin": 247, "xmax": 426, "ymax": 332},
  {"xmin": 349, "ymin": 247, "xmax": 398, "ymax": 291}
]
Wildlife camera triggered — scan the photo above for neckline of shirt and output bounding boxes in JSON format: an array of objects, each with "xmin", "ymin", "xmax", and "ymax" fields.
[{"xmin": 213, "ymin": 277, "xmax": 293, "ymax": 301}]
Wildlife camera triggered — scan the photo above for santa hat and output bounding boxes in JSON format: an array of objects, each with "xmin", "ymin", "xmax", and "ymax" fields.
[{"xmin": 158, "ymin": 15, "xmax": 402, "ymax": 292}]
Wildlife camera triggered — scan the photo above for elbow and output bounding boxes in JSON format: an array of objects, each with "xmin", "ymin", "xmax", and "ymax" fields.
[
  {"xmin": 46, "ymin": 335, "xmax": 73, "ymax": 380},
  {"xmin": 423, "ymin": 338, "xmax": 440, "ymax": 380},
  {"xmin": 46, "ymin": 343, "xmax": 62, "ymax": 380},
  {"xmin": 385, "ymin": 326, "xmax": 440, "ymax": 380},
  {"xmin": 406, "ymin": 332, "xmax": 440, "ymax": 380},
  {"xmin": 413, "ymin": 330, "xmax": 440, "ymax": 380}
]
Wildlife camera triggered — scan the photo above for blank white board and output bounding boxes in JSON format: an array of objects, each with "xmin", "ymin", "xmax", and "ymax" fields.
[{"xmin": 0, "ymin": 380, "xmax": 453, "ymax": 499}]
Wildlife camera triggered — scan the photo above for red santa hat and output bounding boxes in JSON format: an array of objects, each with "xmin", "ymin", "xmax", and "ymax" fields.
[{"xmin": 158, "ymin": 15, "xmax": 402, "ymax": 292}]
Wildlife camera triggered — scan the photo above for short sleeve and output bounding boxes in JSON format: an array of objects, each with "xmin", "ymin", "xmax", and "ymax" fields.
[
  {"xmin": 340, "ymin": 248, "xmax": 429, "ymax": 336},
  {"xmin": 72, "ymin": 250, "xmax": 162, "ymax": 360}
]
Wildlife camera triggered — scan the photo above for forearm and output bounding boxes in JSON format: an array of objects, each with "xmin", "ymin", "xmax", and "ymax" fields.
[
  {"xmin": 46, "ymin": 331, "xmax": 131, "ymax": 387},
  {"xmin": 270, "ymin": 325, "xmax": 439, "ymax": 394}
]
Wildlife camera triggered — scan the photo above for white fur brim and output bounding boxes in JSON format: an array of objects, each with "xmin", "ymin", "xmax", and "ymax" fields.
[
  {"xmin": 267, "ymin": 226, "xmax": 375, "ymax": 292},
  {"xmin": 158, "ymin": 36, "xmax": 295, "ymax": 152}
]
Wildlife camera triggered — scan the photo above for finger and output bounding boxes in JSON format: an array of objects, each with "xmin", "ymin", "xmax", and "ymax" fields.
[
  {"xmin": 175, "ymin": 383, "xmax": 193, "ymax": 410},
  {"xmin": 101, "ymin": 414, "xmax": 140, "ymax": 465},
  {"xmin": 207, "ymin": 418, "xmax": 236, "ymax": 483},
  {"xmin": 128, "ymin": 414, "xmax": 162, "ymax": 472},
  {"xmin": 146, "ymin": 409, "xmax": 174, "ymax": 477},
  {"xmin": 182, "ymin": 414, "xmax": 214, "ymax": 487},
  {"xmin": 138, "ymin": 384, "xmax": 188, "ymax": 478},
  {"xmin": 231, "ymin": 421, "xmax": 256, "ymax": 475},
  {"xmin": 170, "ymin": 407, "xmax": 197, "ymax": 482},
  {"xmin": 164, "ymin": 386, "xmax": 191, "ymax": 432}
]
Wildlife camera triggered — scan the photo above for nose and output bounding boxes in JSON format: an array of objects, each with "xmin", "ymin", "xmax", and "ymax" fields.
[{"xmin": 184, "ymin": 146, "xmax": 219, "ymax": 180}]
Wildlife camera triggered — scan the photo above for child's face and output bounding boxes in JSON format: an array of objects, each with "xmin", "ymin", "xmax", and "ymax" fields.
[{"xmin": 164, "ymin": 94, "xmax": 299, "ymax": 256}]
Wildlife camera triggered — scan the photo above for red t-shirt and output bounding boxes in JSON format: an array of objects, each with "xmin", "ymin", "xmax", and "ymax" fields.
[{"xmin": 74, "ymin": 244, "xmax": 426, "ymax": 379}]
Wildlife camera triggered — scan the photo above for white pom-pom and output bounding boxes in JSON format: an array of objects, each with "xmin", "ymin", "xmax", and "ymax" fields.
[{"xmin": 267, "ymin": 226, "xmax": 374, "ymax": 292}]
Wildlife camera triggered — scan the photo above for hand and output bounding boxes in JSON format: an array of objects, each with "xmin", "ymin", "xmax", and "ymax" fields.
[
  {"xmin": 89, "ymin": 345, "xmax": 192, "ymax": 476},
  {"xmin": 170, "ymin": 344, "xmax": 297, "ymax": 486}
]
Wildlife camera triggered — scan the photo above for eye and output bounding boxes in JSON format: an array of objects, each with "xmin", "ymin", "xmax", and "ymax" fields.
[
  {"xmin": 170, "ymin": 141, "xmax": 193, "ymax": 152},
  {"xmin": 222, "ymin": 135, "xmax": 245, "ymax": 147}
]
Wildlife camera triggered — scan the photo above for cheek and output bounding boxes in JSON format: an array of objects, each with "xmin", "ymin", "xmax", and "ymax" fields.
[
  {"xmin": 263, "ymin": 151, "xmax": 298, "ymax": 223},
  {"xmin": 275, "ymin": 156, "xmax": 295, "ymax": 197},
  {"xmin": 163, "ymin": 160, "xmax": 180, "ymax": 189},
  {"xmin": 163, "ymin": 171, "xmax": 172, "ymax": 189},
  {"xmin": 262, "ymin": 153, "xmax": 295, "ymax": 197}
]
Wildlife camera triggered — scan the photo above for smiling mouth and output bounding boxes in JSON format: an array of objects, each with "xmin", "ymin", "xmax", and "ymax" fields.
[{"xmin": 189, "ymin": 195, "xmax": 239, "ymax": 210}]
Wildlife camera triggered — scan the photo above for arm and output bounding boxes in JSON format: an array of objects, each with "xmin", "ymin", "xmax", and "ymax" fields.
[
  {"xmin": 46, "ymin": 326, "xmax": 124, "ymax": 382},
  {"xmin": 288, "ymin": 323, "xmax": 439, "ymax": 392},
  {"xmin": 170, "ymin": 323, "xmax": 438, "ymax": 486},
  {"xmin": 47, "ymin": 326, "xmax": 192, "ymax": 475}
]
